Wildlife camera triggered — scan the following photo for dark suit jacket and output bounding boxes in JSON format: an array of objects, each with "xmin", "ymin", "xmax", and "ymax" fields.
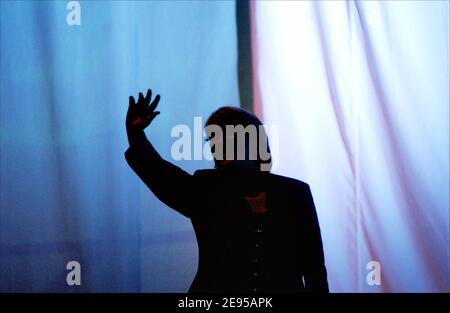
[{"xmin": 125, "ymin": 130, "xmax": 329, "ymax": 293}]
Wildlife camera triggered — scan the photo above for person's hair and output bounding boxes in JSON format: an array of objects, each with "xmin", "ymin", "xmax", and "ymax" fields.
[{"xmin": 205, "ymin": 106, "xmax": 272, "ymax": 171}]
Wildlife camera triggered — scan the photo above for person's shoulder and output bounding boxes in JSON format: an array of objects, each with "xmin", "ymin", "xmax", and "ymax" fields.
[
  {"xmin": 267, "ymin": 173, "xmax": 310, "ymax": 191},
  {"xmin": 267, "ymin": 174, "xmax": 315, "ymax": 211},
  {"xmin": 193, "ymin": 169, "xmax": 216, "ymax": 175},
  {"xmin": 192, "ymin": 170, "xmax": 312, "ymax": 193},
  {"xmin": 193, "ymin": 169, "xmax": 217, "ymax": 179}
]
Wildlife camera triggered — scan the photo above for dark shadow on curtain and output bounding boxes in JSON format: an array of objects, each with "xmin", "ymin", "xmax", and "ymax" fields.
[{"xmin": 236, "ymin": 0, "xmax": 253, "ymax": 112}]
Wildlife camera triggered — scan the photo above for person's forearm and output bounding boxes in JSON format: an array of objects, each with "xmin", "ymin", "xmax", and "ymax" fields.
[
  {"xmin": 127, "ymin": 127, "xmax": 149, "ymax": 149},
  {"xmin": 124, "ymin": 89, "xmax": 192, "ymax": 217},
  {"xmin": 124, "ymin": 126, "xmax": 193, "ymax": 218},
  {"xmin": 126, "ymin": 127, "xmax": 163, "ymax": 165}
]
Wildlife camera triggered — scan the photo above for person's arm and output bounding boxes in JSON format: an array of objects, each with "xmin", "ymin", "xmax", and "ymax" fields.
[
  {"xmin": 124, "ymin": 89, "xmax": 193, "ymax": 218},
  {"xmin": 301, "ymin": 184, "xmax": 329, "ymax": 292}
]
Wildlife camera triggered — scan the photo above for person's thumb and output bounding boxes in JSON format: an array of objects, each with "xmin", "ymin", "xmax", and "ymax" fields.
[{"xmin": 145, "ymin": 111, "xmax": 160, "ymax": 125}]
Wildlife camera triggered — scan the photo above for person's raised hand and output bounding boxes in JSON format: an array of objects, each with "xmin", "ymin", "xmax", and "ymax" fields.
[{"xmin": 126, "ymin": 89, "xmax": 161, "ymax": 131}]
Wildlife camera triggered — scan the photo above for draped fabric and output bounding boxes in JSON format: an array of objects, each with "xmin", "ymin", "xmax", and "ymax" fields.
[
  {"xmin": 0, "ymin": 1, "xmax": 238, "ymax": 291},
  {"xmin": 1, "ymin": 0, "xmax": 448, "ymax": 293},
  {"xmin": 250, "ymin": 0, "xmax": 449, "ymax": 292}
]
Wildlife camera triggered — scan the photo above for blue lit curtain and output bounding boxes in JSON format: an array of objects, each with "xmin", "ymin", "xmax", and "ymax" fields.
[
  {"xmin": 251, "ymin": 0, "xmax": 449, "ymax": 292},
  {"xmin": 1, "ymin": 0, "xmax": 239, "ymax": 292}
]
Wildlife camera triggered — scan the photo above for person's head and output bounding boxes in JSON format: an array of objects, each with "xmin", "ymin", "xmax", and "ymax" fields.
[{"xmin": 205, "ymin": 106, "xmax": 272, "ymax": 172}]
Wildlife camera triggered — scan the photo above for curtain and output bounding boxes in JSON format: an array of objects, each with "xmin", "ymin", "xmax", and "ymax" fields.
[
  {"xmin": 251, "ymin": 0, "xmax": 449, "ymax": 292},
  {"xmin": 0, "ymin": 0, "xmax": 239, "ymax": 292}
]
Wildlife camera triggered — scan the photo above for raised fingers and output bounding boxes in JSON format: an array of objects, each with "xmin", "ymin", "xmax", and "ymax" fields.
[
  {"xmin": 145, "ymin": 89, "xmax": 152, "ymax": 106},
  {"xmin": 148, "ymin": 94, "xmax": 161, "ymax": 113},
  {"xmin": 129, "ymin": 95, "xmax": 136, "ymax": 107},
  {"xmin": 128, "ymin": 96, "xmax": 137, "ymax": 114},
  {"xmin": 138, "ymin": 92, "xmax": 145, "ymax": 109}
]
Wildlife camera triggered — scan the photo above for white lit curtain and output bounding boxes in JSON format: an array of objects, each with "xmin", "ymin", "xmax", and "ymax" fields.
[{"xmin": 251, "ymin": 0, "xmax": 449, "ymax": 292}]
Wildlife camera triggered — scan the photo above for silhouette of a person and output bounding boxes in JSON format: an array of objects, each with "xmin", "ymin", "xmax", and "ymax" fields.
[{"xmin": 125, "ymin": 89, "xmax": 329, "ymax": 293}]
